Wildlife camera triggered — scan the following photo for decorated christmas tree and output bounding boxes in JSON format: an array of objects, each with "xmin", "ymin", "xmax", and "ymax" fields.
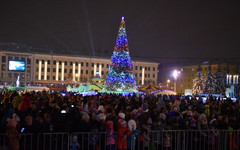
[
  {"xmin": 215, "ymin": 65, "xmax": 226, "ymax": 94},
  {"xmin": 203, "ymin": 65, "xmax": 216, "ymax": 94},
  {"xmin": 193, "ymin": 66, "xmax": 204, "ymax": 94},
  {"xmin": 103, "ymin": 17, "xmax": 137, "ymax": 92}
]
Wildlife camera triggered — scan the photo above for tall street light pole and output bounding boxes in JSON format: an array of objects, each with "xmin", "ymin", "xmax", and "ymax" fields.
[{"xmin": 173, "ymin": 70, "xmax": 180, "ymax": 93}]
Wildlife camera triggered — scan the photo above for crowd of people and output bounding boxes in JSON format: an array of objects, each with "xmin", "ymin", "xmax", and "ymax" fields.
[{"xmin": 1, "ymin": 90, "xmax": 240, "ymax": 150}]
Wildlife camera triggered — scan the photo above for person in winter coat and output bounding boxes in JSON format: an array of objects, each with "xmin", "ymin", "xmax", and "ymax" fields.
[
  {"xmin": 18, "ymin": 93, "xmax": 31, "ymax": 112},
  {"xmin": 5, "ymin": 113, "xmax": 21, "ymax": 150},
  {"xmin": 117, "ymin": 120, "xmax": 131, "ymax": 150},
  {"xmin": 70, "ymin": 135, "xmax": 80, "ymax": 150},
  {"xmin": 127, "ymin": 119, "xmax": 138, "ymax": 150},
  {"xmin": 106, "ymin": 121, "xmax": 116, "ymax": 150}
]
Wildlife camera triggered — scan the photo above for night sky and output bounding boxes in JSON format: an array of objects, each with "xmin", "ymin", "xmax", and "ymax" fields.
[{"xmin": 0, "ymin": 0, "xmax": 240, "ymax": 64}]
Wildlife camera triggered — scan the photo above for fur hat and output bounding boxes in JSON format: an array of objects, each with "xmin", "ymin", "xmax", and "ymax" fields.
[
  {"xmin": 128, "ymin": 119, "xmax": 137, "ymax": 130},
  {"xmin": 118, "ymin": 112, "xmax": 125, "ymax": 119}
]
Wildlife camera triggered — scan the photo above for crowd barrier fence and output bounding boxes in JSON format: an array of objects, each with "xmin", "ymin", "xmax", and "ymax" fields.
[{"xmin": 0, "ymin": 130, "xmax": 239, "ymax": 150}]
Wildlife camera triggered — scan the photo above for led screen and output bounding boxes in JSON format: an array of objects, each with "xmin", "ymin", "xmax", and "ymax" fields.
[{"xmin": 9, "ymin": 60, "xmax": 25, "ymax": 71}]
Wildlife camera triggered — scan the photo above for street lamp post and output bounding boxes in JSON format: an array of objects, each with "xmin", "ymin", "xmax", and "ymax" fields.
[
  {"xmin": 172, "ymin": 70, "xmax": 180, "ymax": 93},
  {"xmin": 167, "ymin": 79, "xmax": 170, "ymax": 90}
]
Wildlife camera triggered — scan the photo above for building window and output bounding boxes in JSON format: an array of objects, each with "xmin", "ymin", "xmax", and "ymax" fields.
[
  {"xmin": 48, "ymin": 60, "xmax": 50, "ymax": 64},
  {"xmin": 145, "ymin": 67, "xmax": 147, "ymax": 70},
  {"xmin": 135, "ymin": 73, "xmax": 137, "ymax": 77},
  {"xmin": 54, "ymin": 61, "xmax": 56, "ymax": 65},
  {"xmin": 107, "ymin": 64, "xmax": 109, "ymax": 68},
  {"xmin": 42, "ymin": 60, "xmax": 44, "ymax": 63},
  {"xmin": 145, "ymin": 74, "xmax": 147, "ymax": 77},
  {"xmin": 47, "ymin": 76, "xmax": 49, "ymax": 80},
  {"xmin": 35, "ymin": 75, "xmax": 38, "ymax": 80},
  {"xmin": 2, "ymin": 64, "xmax": 6, "ymax": 71},
  {"xmin": 36, "ymin": 67, "xmax": 39, "ymax": 72},
  {"xmin": 41, "ymin": 68, "xmax": 44, "ymax": 72},
  {"xmin": 91, "ymin": 70, "xmax": 94, "ymax": 75},
  {"xmin": 140, "ymin": 66, "xmax": 142, "ymax": 70},
  {"xmin": 148, "ymin": 67, "xmax": 150, "ymax": 71},
  {"xmin": 148, "ymin": 74, "xmax": 150, "ymax": 77},
  {"xmin": 135, "ymin": 66, "xmax": 138, "ymax": 70},
  {"xmin": 53, "ymin": 76, "xmax": 55, "ymax": 80},
  {"xmin": 86, "ymin": 70, "xmax": 88, "ymax": 74},
  {"xmin": 70, "ymin": 69, "xmax": 72, "ymax": 73},
  {"xmin": 59, "ymin": 69, "xmax": 61, "ymax": 73},
  {"xmin": 36, "ymin": 59, "xmax": 39, "ymax": 64},
  {"xmin": 81, "ymin": 62, "xmax": 84, "ymax": 66},
  {"xmin": 59, "ymin": 61, "xmax": 62, "ymax": 65},
  {"xmin": 140, "ymin": 73, "xmax": 142, "ymax": 77},
  {"xmin": 153, "ymin": 67, "xmax": 155, "ymax": 71},
  {"xmin": 75, "ymin": 62, "xmax": 78, "ymax": 66},
  {"xmin": 153, "ymin": 74, "xmax": 155, "ymax": 78},
  {"xmin": 8, "ymin": 73, "xmax": 12, "ymax": 78},
  {"xmin": 53, "ymin": 68, "xmax": 56, "ymax": 72},
  {"xmin": 92, "ymin": 63, "xmax": 94, "ymax": 67},
  {"xmin": 102, "ymin": 64, "xmax": 104, "ymax": 68},
  {"xmin": 26, "ymin": 66, "xmax": 31, "ymax": 73},
  {"xmin": 102, "ymin": 71, "xmax": 104, "ymax": 75},
  {"xmin": 2, "ymin": 56, "xmax": 6, "ymax": 63},
  {"xmin": 86, "ymin": 63, "xmax": 88, "ymax": 67},
  {"xmin": 70, "ymin": 62, "xmax": 73, "ymax": 66},
  {"xmin": 64, "ymin": 77, "xmax": 66, "ymax": 80},
  {"xmin": 58, "ymin": 77, "xmax": 61, "ymax": 81},
  {"xmin": 65, "ymin": 61, "xmax": 67, "ymax": 65},
  {"xmin": 64, "ymin": 69, "xmax": 67, "ymax": 73},
  {"xmin": 47, "ymin": 68, "xmax": 50, "ymax": 72},
  {"xmin": 26, "ymin": 58, "xmax": 31, "ymax": 64},
  {"xmin": 41, "ymin": 76, "xmax": 44, "ymax": 80}
]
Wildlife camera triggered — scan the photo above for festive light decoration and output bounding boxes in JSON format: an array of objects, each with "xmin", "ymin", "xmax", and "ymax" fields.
[{"xmin": 103, "ymin": 17, "xmax": 137, "ymax": 92}]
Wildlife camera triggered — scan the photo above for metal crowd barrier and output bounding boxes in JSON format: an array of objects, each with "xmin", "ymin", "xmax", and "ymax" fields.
[{"xmin": 0, "ymin": 130, "xmax": 240, "ymax": 150}]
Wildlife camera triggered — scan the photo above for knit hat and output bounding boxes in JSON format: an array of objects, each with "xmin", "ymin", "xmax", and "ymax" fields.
[
  {"xmin": 121, "ymin": 120, "xmax": 126, "ymax": 127},
  {"xmin": 98, "ymin": 105, "xmax": 105, "ymax": 113},
  {"xmin": 187, "ymin": 111, "xmax": 193, "ymax": 117},
  {"xmin": 82, "ymin": 114, "xmax": 90, "ymax": 121},
  {"xmin": 142, "ymin": 103, "xmax": 149, "ymax": 112},
  {"xmin": 160, "ymin": 113, "xmax": 166, "ymax": 120},
  {"xmin": 118, "ymin": 113, "xmax": 125, "ymax": 119},
  {"xmin": 97, "ymin": 113, "xmax": 106, "ymax": 121},
  {"xmin": 12, "ymin": 113, "xmax": 20, "ymax": 122},
  {"xmin": 147, "ymin": 117, "xmax": 153, "ymax": 125}
]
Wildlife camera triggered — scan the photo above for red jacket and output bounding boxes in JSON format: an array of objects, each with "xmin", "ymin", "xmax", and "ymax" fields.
[{"xmin": 117, "ymin": 125, "xmax": 131, "ymax": 150}]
